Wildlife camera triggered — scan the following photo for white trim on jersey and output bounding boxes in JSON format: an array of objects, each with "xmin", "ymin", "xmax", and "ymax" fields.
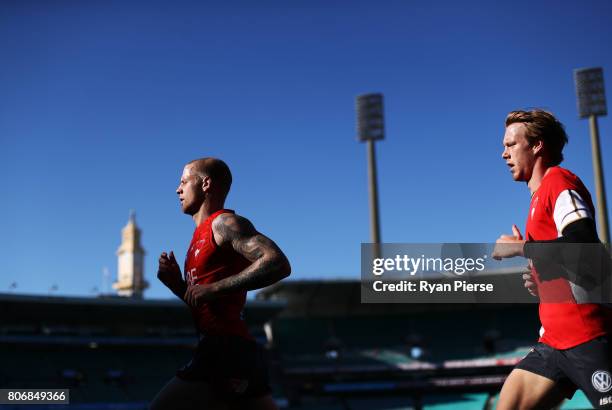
[{"xmin": 553, "ymin": 189, "xmax": 593, "ymax": 236}]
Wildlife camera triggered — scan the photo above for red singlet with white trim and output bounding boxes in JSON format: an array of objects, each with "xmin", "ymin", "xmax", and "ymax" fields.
[
  {"xmin": 184, "ymin": 209, "xmax": 252, "ymax": 341},
  {"xmin": 526, "ymin": 166, "xmax": 611, "ymax": 349}
]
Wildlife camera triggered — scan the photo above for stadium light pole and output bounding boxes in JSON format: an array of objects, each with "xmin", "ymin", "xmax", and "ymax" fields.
[
  {"xmin": 356, "ymin": 93, "xmax": 384, "ymax": 259},
  {"xmin": 574, "ymin": 67, "xmax": 610, "ymax": 244}
]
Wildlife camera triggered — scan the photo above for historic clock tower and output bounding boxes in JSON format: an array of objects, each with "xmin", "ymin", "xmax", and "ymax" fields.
[{"xmin": 113, "ymin": 211, "xmax": 148, "ymax": 298}]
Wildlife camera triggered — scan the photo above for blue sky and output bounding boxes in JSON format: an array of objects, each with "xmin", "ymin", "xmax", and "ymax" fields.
[{"xmin": 1, "ymin": 0, "xmax": 611, "ymax": 298}]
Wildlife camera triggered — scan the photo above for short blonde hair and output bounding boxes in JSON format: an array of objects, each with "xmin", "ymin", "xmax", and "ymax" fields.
[{"xmin": 187, "ymin": 157, "xmax": 232, "ymax": 199}]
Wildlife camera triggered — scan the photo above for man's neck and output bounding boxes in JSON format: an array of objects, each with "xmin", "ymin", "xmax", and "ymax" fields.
[
  {"xmin": 527, "ymin": 160, "xmax": 552, "ymax": 195},
  {"xmin": 192, "ymin": 199, "xmax": 225, "ymax": 226}
]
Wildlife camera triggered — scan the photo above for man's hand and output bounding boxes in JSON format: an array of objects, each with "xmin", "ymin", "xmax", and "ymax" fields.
[
  {"xmin": 184, "ymin": 284, "xmax": 217, "ymax": 308},
  {"xmin": 157, "ymin": 251, "xmax": 186, "ymax": 298},
  {"xmin": 492, "ymin": 225, "xmax": 526, "ymax": 260},
  {"xmin": 523, "ymin": 262, "xmax": 539, "ymax": 297}
]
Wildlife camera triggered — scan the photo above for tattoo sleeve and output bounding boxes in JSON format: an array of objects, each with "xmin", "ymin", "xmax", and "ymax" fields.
[{"xmin": 211, "ymin": 214, "xmax": 291, "ymax": 294}]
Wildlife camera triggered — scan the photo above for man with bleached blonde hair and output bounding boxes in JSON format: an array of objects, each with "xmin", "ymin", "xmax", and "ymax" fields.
[{"xmin": 150, "ymin": 157, "xmax": 290, "ymax": 410}]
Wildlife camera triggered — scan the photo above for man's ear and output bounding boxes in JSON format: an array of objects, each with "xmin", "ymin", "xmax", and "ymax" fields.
[
  {"xmin": 201, "ymin": 175, "xmax": 212, "ymax": 193},
  {"xmin": 531, "ymin": 139, "xmax": 544, "ymax": 157}
]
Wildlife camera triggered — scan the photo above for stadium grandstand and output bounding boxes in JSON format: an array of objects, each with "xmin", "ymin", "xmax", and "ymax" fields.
[
  {"xmin": 0, "ymin": 293, "xmax": 284, "ymax": 410},
  {"xmin": 257, "ymin": 277, "xmax": 594, "ymax": 410},
  {"xmin": 0, "ymin": 274, "xmax": 595, "ymax": 409}
]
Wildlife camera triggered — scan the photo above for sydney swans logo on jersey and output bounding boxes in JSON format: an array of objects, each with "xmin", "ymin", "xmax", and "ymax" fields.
[
  {"xmin": 592, "ymin": 370, "xmax": 612, "ymax": 393},
  {"xmin": 191, "ymin": 240, "xmax": 206, "ymax": 257}
]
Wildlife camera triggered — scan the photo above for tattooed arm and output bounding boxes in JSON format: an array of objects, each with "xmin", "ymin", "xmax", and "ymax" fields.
[{"xmin": 183, "ymin": 213, "xmax": 291, "ymax": 307}]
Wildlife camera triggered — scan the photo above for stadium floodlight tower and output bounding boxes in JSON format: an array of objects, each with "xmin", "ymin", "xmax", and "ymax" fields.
[
  {"xmin": 356, "ymin": 93, "xmax": 384, "ymax": 259},
  {"xmin": 574, "ymin": 67, "xmax": 610, "ymax": 244}
]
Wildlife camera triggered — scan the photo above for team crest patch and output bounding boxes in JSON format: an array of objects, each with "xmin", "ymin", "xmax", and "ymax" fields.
[{"xmin": 592, "ymin": 370, "xmax": 612, "ymax": 393}]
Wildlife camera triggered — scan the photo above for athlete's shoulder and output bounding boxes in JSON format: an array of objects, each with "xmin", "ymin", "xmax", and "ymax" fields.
[
  {"xmin": 544, "ymin": 166, "xmax": 583, "ymax": 191},
  {"xmin": 213, "ymin": 212, "xmax": 252, "ymax": 228},
  {"xmin": 212, "ymin": 212, "xmax": 257, "ymax": 244},
  {"xmin": 547, "ymin": 165, "xmax": 574, "ymax": 179}
]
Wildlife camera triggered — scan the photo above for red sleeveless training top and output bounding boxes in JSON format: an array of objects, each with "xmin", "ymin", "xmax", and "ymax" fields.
[
  {"xmin": 184, "ymin": 209, "xmax": 252, "ymax": 340},
  {"xmin": 526, "ymin": 167, "xmax": 611, "ymax": 349}
]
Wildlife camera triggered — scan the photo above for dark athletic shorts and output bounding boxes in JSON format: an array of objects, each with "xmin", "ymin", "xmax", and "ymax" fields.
[
  {"xmin": 176, "ymin": 334, "xmax": 271, "ymax": 399},
  {"xmin": 516, "ymin": 336, "xmax": 612, "ymax": 408}
]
